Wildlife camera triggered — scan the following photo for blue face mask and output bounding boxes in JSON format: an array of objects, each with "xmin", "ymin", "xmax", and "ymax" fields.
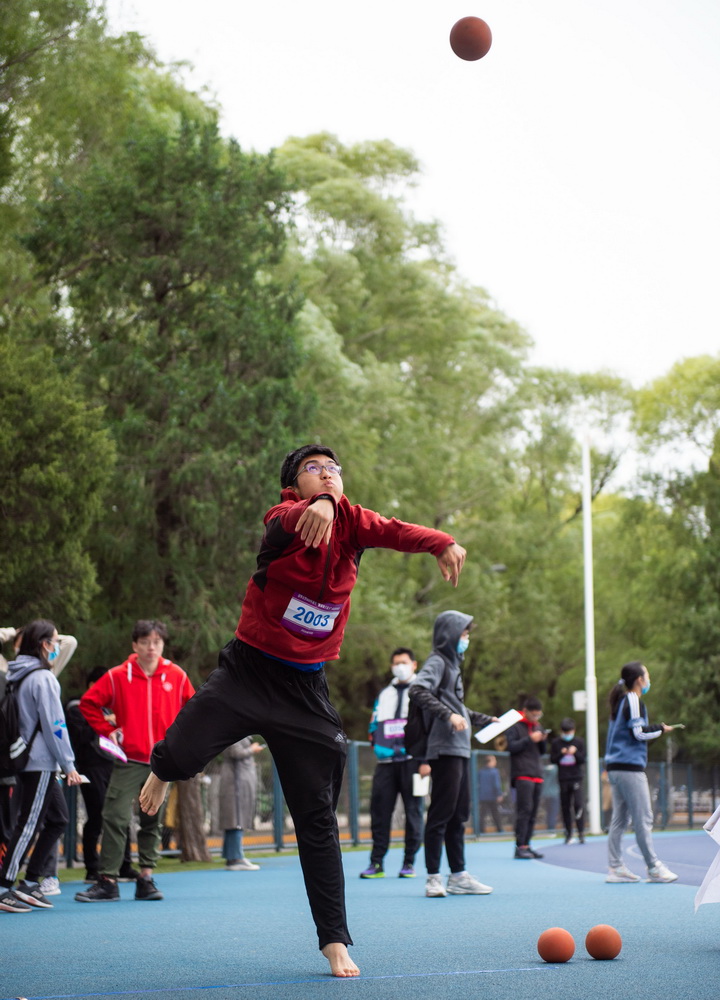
[
  {"xmin": 457, "ymin": 637, "xmax": 470, "ymax": 655},
  {"xmin": 47, "ymin": 641, "xmax": 59, "ymax": 662},
  {"xmin": 641, "ymin": 680, "xmax": 651, "ymax": 695},
  {"xmin": 561, "ymin": 733, "xmax": 574, "ymax": 742}
]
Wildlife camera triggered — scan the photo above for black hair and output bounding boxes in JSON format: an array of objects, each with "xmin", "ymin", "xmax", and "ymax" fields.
[
  {"xmin": 523, "ymin": 696, "xmax": 543, "ymax": 713},
  {"xmin": 280, "ymin": 445, "xmax": 340, "ymax": 489},
  {"xmin": 608, "ymin": 660, "xmax": 646, "ymax": 719},
  {"xmin": 561, "ymin": 717, "xmax": 575, "ymax": 732},
  {"xmin": 18, "ymin": 619, "xmax": 56, "ymax": 670},
  {"xmin": 86, "ymin": 666, "xmax": 109, "ymax": 687},
  {"xmin": 131, "ymin": 619, "xmax": 168, "ymax": 643},
  {"xmin": 391, "ymin": 647, "xmax": 415, "ymax": 662}
]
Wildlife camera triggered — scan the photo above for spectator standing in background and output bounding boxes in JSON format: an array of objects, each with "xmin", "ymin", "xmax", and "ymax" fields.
[{"xmin": 219, "ymin": 737, "xmax": 264, "ymax": 871}]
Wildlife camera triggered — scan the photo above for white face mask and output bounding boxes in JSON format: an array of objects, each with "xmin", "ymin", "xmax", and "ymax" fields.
[{"xmin": 392, "ymin": 662, "xmax": 414, "ymax": 682}]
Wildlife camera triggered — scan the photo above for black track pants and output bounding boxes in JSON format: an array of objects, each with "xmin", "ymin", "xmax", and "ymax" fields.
[
  {"xmin": 0, "ymin": 771, "xmax": 68, "ymax": 888},
  {"xmin": 423, "ymin": 755, "xmax": 469, "ymax": 875},
  {"xmin": 151, "ymin": 639, "xmax": 351, "ymax": 949},
  {"xmin": 369, "ymin": 759, "xmax": 422, "ymax": 866},
  {"xmin": 514, "ymin": 779, "xmax": 543, "ymax": 846}
]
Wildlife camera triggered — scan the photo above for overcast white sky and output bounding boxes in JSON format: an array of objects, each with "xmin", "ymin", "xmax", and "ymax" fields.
[{"xmin": 104, "ymin": 0, "xmax": 719, "ymax": 387}]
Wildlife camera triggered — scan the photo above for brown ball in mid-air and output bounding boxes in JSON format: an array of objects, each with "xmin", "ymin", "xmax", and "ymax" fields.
[
  {"xmin": 585, "ymin": 924, "xmax": 623, "ymax": 960},
  {"xmin": 449, "ymin": 16, "xmax": 492, "ymax": 61},
  {"xmin": 537, "ymin": 927, "xmax": 576, "ymax": 963}
]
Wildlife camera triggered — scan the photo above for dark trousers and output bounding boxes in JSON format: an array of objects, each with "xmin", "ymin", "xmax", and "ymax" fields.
[
  {"xmin": 151, "ymin": 639, "xmax": 350, "ymax": 950},
  {"xmin": 0, "ymin": 771, "xmax": 68, "ymax": 888},
  {"xmin": 0, "ymin": 781, "xmax": 19, "ymax": 846},
  {"xmin": 423, "ymin": 755, "xmax": 469, "ymax": 875},
  {"xmin": 479, "ymin": 800, "xmax": 504, "ymax": 833},
  {"xmin": 369, "ymin": 758, "xmax": 422, "ymax": 866},
  {"xmin": 560, "ymin": 780, "xmax": 585, "ymax": 836},
  {"xmin": 79, "ymin": 763, "xmax": 133, "ymax": 875},
  {"xmin": 514, "ymin": 779, "xmax": 543, "ymax": 847}
]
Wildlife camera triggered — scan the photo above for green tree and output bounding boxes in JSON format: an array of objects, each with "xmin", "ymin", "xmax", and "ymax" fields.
[
  {"xmin": 0, "ymin": 337, "xmax": 114, "ymax": 621},
  {"xmin": 24, "ymin": 113, "xmax": 313, "ymax": 673}
]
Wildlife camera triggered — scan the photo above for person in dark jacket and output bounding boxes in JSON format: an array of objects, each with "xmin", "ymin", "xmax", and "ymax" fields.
[
  {"xmin": 477, "ymin": 754, "xmax": 504, "ymax": 833},
  {"xmin": 550, "ymin": 717, "xmax": 586, "ymax": 844},
  {"xmin": 65, "ymin": 667, "xmax": 137, "ymax": 883},
  {"xmin": 138, "ymin": 445, "xmax": 467, "ymax": 978},
  {"xmin": 506, "ymin": 696, "xmax": 547, "ymax": 860},
  {"xmin": 409, "ymin": 610, "xmax": 495, "ymax": 898}
]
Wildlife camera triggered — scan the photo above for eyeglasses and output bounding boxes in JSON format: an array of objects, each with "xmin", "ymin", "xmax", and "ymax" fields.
[{"xmin": 298, "ymin": 462, "xmax": 343, "ymax": 477}]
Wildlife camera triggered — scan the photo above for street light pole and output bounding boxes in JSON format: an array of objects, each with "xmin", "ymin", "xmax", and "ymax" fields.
[{"xmin": 582, "ymin": 435, "xmax": 602, "ymax": 834}]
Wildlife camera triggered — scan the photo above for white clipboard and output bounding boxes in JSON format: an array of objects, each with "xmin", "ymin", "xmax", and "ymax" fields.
[
  {"xmin": 98, "ymin": 735, "xmax": 128, "ymax": 763},
  {"xmin": 475, "ymin": 709, "xmax": 523, "ymax": 745}
]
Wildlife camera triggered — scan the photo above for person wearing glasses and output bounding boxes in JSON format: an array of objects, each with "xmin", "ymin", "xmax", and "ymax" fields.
[{"xmin": 139, "ymin": 444, "xmax": 467, "ymax": 977}]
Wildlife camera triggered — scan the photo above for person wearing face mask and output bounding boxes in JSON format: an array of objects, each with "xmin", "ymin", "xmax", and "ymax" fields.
[
  {"xmin": 0, "ymin": 620, "xmax": 82, "ymax": 913},
  {"xmin": 360, "ymin": 647, "xmax": 426, "ymax": 879},
  {"xmin": 604, "ymin": 660, "xmax": 679, "ymax": 883},
  {"xmin": 550, "ymin": 717, "xmax": 586, "ymax": 845},
  {"xmin": 409, "ymin": 611, "xmax": 496, "ymax": 898},
  {"xmin": 1, "ymin": 626, "xmax": 77, "ymax": 862}
]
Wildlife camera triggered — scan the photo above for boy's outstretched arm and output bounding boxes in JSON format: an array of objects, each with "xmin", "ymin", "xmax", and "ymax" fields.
[{"xmin": 436, "ymin": 542, "xmax": 467, "ymax": 587}]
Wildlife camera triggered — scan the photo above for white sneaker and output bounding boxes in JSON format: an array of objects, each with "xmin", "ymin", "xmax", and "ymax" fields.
[
  {"xmin": 446, "ymin": 870, "xmax": 493, "ymax": 895},
  {"xmin": 647, "ymin": 861, "xmax": 678, "ymax": 883},
  {"xmin": 606, "ymin": 864, "xmax": 641, "ymax": 882},
  {"xmin": 38, "ymin": 876, "xmax": 61, "ymax": 896},
  {"xmin": 226, "ymin": 858, "xmax": 260, "ymax": 871},
  {"xmin": 425, "ymin": 874, "xmax": 447, "ymax": 897}
]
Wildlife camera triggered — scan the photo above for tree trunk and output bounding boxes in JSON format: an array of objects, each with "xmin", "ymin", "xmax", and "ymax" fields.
[{"xmin": 176, "ymin": 776, "xmax": 211, "ymax": 862}]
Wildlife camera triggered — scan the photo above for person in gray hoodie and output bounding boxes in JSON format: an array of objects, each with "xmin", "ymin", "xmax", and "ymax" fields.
[
  {"xmin": 409, "ymin": 610, "xmax": 496, "ymax": 898},
  {"xmin": 0, "ymin": 620, "xmax": 82, "ymax": 913}
]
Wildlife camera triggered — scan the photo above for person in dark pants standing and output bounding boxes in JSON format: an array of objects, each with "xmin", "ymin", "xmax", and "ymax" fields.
[
  {"xmin": 138, "ymin": 445, "xmax": 467, "ymax": 978},
  {"xmin": 409, "ymin": 610, "xmax": 496, "ymax": 898},
  {"xmin": 550, "ymin": 717, "xmax": 586, "ymax": 844},
  {"xmin": 65, "ymin": 667, "xmax": 137, "ymax": 883},
  {"xmin": 360, "ymin": 647, "xmax": 425, "ymax": 880},
  {"xmin": 477, "ymin": 755, "xmax": 504, "ymax": 834},
  {"xmin": 506, "ymin": 696, "xmax": 547, "ymax": 859}
]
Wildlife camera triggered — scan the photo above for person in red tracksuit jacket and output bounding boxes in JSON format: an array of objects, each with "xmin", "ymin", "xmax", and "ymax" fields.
[
  {"xmin": 75, "ymin": 620, "xmax": 194, "ymax": 904},
  {"xmin": 139, "ymin": 444, "xmax": 467, "ymax": 978}
]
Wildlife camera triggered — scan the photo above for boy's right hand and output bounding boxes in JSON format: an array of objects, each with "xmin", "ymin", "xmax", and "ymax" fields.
[{"xmin": 295, "ymin": 498, "xmax": 335, "ymax": 548}]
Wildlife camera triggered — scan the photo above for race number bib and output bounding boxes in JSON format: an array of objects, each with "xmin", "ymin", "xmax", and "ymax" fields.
[
  {"xmin": 383, "ymin": 719, "xmax": 407, "ymax": 741},
  {"xmin": 281, "ymin": 592, "xmax": 344, "ymax": 639}
]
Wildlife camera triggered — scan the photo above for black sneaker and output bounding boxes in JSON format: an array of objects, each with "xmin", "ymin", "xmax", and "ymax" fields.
[
  {"xmin": 14, "ymin": 880, "xmax": 53, "ymax": 908},
  {"xmin": 135, "ymin": 875, "xmax": 163, "ymax": 901},
  {"xmin": 75, "ymin": 877, "xmax": 120, "ymax": 902},
  {"xmin": 118, "ymin": 865, "xmax": 141, "ymax": 882},
  {"xmin": 0, "ymin": 889, "xmax": 33, "ymax": 912},
  {"xmin": 514, "ymin": 847, "xmax": 534, "ymax": 859},
  {"xmin": 528, "ymin": 848, "xmax": 545, "ymax": 859}
]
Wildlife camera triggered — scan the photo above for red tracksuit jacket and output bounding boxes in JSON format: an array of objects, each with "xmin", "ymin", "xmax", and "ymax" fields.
[{"xmin": 236, "ymin": 488, "xmax": 455, "ymax": 664}]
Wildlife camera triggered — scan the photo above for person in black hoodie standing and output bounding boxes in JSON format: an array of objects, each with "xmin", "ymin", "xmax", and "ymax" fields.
[
  {"xmin": 550, "ymin": 717, "xmax": 586, "ymax": 844},
  {"xmin": 409, "ymin": 610, "xmax": 495, "ymax": 898},
  {"xmin": 506, "ymin": 696, "xmax": 547, "ymax": 859}
]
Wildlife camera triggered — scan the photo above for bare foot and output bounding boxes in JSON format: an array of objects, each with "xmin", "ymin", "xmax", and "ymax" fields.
[
  {"xmin": 321, "ymin": 943, "xmax": 360, "ymax": 978},
  {"xmin": 139, "ymin": 773, "xmax": 168, "ymax": 815}
]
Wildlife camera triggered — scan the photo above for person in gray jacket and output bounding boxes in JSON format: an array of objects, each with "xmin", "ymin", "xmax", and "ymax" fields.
[
  {"xmin": 0, "ymin": 620, "xmax": 82, "ymax": 913},
  {"xmin": 409, "ymin": 610, "xmax": 496, "ymax": 898}
]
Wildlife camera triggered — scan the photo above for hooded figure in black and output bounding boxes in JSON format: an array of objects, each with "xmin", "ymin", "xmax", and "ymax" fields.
[{"xmin": 409, "ymin": 610, "xmax": 495, "ymax": 897}]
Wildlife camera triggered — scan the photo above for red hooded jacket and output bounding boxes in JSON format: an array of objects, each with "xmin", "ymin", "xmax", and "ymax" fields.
[
  {"xmin": 236, "ymin": 489, "xmax": 455, "ymax": 663},
  {"xmin": 80, "ymin": 655, "xmax": 195, "ymax": 764}
]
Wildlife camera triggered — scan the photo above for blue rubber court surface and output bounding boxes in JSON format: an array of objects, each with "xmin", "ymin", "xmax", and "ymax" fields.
[{"xmin": 1, "ymin": 832, "xmax": 718, "ymax": 1000}]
